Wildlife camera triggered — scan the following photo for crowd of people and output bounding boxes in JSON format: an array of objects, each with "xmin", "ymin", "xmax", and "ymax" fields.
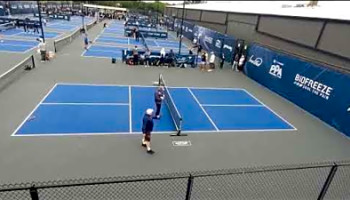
[{"xmin": 125, "ymin": 46, "xmax": 176, "ymax": 67}]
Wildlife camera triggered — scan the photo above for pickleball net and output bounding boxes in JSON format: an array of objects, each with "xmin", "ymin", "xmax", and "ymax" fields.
[
  {"xmin": 140, "ymin": 32, "xmax": 149, "ymax": 51},
  {"xmin": 158, "ymin": 74, "xmax": 186, "ymax": 136},
  {"xmin": 0, "ymin": 22, "xmax": 15, "ymax": 32},
  {"xmin": 0, "ymin": 55, "xmax": 35, "ymax": 91}
]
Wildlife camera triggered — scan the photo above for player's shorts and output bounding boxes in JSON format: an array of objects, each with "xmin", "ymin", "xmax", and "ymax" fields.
[{"xmin": 144, "ymin": 133, "xmax": 151, "ymax": 142}]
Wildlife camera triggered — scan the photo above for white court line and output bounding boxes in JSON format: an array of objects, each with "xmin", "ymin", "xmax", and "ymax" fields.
[
  {"xmin": 242, "ymin": 89, "xmax": 297, "ymax": 130},
  {"xmin": 81, "ymin": 55, "xmax": 120, "ymax": 60},
  {"xmin": 80, "ymin": 48, "xmax": 87, "ymax": 57},
  {"xmin": 129, "ymin": 86, "xmax": 132, "ymax": 133},
  {"xmin": 154, "ymin": 40, "xmax": 159, "ymax": 47},
  {"xmin": 11, "ymin": 83, "xmax": 58, "ymax": 136},
  {"xmin": 54, "ymin": 83, "xmax": 247, "ymax": 91},
  {"xmin": 83, "ymin": 49, "xmax": 123, "ymax": 55},
  {"xmin": 41, "ymin": 103, "xmax": 129, "ymax": 106},
  {"xmin": 187, "ymin": 88, "xmax": 219, "ymax": 131},
  {"xmin": 12, "ymin": 128, "xmax": 297, "ymax": 137},
  {"xmin": 24, "ymin": 44, "xmax": 39, "ymax": 54},
  {"xmin": 201, "ymin": 104, "xmax": 264, "ymax": 107}
]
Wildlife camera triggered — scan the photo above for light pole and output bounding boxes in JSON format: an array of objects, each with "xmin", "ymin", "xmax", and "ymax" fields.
[
  {"xmin": 37, "ymin": 0, "xmax": 45, "ymax": 42},
  {"xmin": 178, "ymin": 1, "xmax": 185, "ymax": 55}
]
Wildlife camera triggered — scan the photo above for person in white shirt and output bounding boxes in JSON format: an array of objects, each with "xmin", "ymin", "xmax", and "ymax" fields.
[
  {"xmin": 160, "ymin": 48, "xmax": 166, "ymax": 66},
  {"xmin": 38, "ymin": 38, "xmax": 46, "ymax": 62},
  {"xmin": 209, "ymin": 51, "xmax": 216, "ymax": 70}
]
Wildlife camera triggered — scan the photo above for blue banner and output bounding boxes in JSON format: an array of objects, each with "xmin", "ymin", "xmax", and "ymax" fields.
[
  {"xmin": 182, "ymin": 20, "xmax": 195, "ymax": 41},
  {"xmin": 244, "ymin": 44, "xmax": 350, "ymax": 136},
  {"xmin": 194, "ymin": 25, "xmax": 236, "ymax": 62}
]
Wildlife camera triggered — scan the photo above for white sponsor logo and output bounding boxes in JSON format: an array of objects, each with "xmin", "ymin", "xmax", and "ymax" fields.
[
  {"xmin": 204, "ymin": 36, "xmax": 213, "ymax": 44},
  {"xmin": 215, "ymin": 40, "xmax": 221, "ymax": 48},
  {"xmin": 223, "ymin": 44, "xmax": 232, "ymax": 51},
  {"xmin": 269, "ymin": 59, "xmax": 283, "ymax": 79},
  {"xmin": 294, "ymin": 74, "xmax": 333, "ymax": 100},
  {"xmin": 189, "ymin": 29, "xmax": 192, "ymax": 33},
  {"xmin": 248, "ymin": 55, "xmax": 263, "ymax": 67}
]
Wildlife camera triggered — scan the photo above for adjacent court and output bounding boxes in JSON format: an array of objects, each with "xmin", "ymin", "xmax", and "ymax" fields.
[
  {"xmin": 0, "ymin": 39, "xmax": 38, "ymax": 53},
  {"xmin": 13, "ymin": 83, "xmax": 296, "ymax": 136},
  {"xmin": 82, "ymin": 21, "xmax": 188, "ymax": 59}
]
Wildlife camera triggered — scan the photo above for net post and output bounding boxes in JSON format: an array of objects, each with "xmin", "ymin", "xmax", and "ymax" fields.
[
  {"xmin": 31, "ymin": 55, "xmax": 36, "ymax": 69},
  {"xmin": 29, "ymin": 184, "xmax": 39, "ymax": 200},
  {"xmin": 54, "ymin": 41, "xmax": 57, "ymax": 53}
]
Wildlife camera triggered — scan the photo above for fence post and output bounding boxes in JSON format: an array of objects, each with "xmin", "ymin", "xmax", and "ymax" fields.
[
  {"xmin": 185, "ymin": 175, "xmax": 194, "ymax": 200},
  {"xmin": 31, "ymin": 55, "xmax": 36, "ymax": 68},
  {"xmin": 30, "ymin": 184, "xmax": 39, "ymax": 200},
  {"xmin": 317, "ymin": 164, "xmax": 338, "ymax": 200}
]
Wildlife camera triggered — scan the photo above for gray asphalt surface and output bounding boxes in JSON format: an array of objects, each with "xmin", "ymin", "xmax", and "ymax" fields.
[{"xmin": 0, "ymin": 19, "xmax": 349, "ymax": 186}]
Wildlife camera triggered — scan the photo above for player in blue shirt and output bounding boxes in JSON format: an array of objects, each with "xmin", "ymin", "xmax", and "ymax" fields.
[
  {"xmin": 142, "ymin": 108, "xmax": 155, "ymax": 154},
  {"xmin": 154, "ymin": 86, "xmax": 165, "ymax": 119}
]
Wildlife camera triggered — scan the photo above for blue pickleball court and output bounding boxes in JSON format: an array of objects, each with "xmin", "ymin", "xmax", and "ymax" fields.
[
  {"xmin": 13, "ymin": 83, "xmax": 296, "ymax": 136},
  {"xmin": 0, "ymin": 39, "xmax": 39, "ymax": 53}
]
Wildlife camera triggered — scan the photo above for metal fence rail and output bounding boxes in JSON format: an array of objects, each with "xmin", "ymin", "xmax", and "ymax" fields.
[{"xmin": 0, "ymin": 161, "xmax": 349, "ymax": 200}]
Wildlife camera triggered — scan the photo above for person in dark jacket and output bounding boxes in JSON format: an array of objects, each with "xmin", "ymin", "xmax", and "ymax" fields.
[
  {"xmin": 154, "ymin": 86, "xmax": 165, "ymax": 119},
  {"xmin": 142, "ymin": 108, "xmax": 155, "ymax": 154}
]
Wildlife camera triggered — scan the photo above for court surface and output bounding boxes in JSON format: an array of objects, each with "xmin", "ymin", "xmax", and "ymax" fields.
[
  {"xmin": 1, "ymin": 19, "xmax": 350, "ymax": 186},
  {"xmin": 0, "ymin": 28, "xmax": 61, "ymax": 38},
  {"xmin": 0, "ymin": 39, "xmax": 38, "ymax": 53},
  {"xmin": 13, "ymin": 83, "xmax": 295, "ymax": 136}
]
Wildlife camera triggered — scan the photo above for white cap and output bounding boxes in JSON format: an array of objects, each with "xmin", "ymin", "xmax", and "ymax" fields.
[{"xmin": 146, "ymin": 108, "xmax": 154, "ymax": 115}]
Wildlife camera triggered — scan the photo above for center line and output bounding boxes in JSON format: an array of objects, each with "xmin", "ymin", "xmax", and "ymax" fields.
[{"xmin": 187, "ymin": 88, "xmax": 219, "ymax": 131}]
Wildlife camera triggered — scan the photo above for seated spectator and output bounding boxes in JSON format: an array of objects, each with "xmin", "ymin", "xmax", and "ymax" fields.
[{"xmin": 167, "ymin": 49, "xmax": 175, "ymax": 67}]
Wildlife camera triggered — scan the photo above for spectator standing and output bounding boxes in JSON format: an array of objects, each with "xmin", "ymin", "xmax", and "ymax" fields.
[
  {"xmin": 220, "ymin": 53, "xmax": 225, "ymax": 69},
  {"xmin": 132, "ymin": 46, "xmax": 139, "ymax": 65},
  {"xmin": 209, "ymin": 51, "xmax": 216, "ymax": 70},
  {"xmin": 168, "ymin": 49, "xmax": 175, "ymax": 67},
  {"xmin": 144, "ymin": 49, "xmax": 151, "ymax": 67},
  {"xmin": 38, "ymin": 38, "xmax": 46, "ymax": 62},
  {"xmin": 160, "ymin": 48, "xmax": 166, "ymax": 66}
]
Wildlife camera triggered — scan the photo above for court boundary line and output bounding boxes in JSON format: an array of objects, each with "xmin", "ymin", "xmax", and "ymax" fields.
[
  {"xmin": 242, "ymin": 89, "xmax": 297, "ymax": 131},
  {"xmin": 129, "ymin": 86, "xmax": 132, "ymax": 133},
  {"xmin": 12, "ymin": 128, "xmax": 297, "ymax": 137},
  {"xmin": 187, "ymin": 88, "xmax": 219, "ymax": 131},
  {"xmin": 82, "ymin": 54, "xmax": 122, "ymax": 60},
  {"xmin": 41, "ymin": 103, "xmax": 129, "ymax": 106},
  {"xmin": 11, "ymin": 83, "xmax": 58, "ymax": 136},
  {"xmin": 201, "ymin": 104, "xmax": 264, "ymax": 107},
  {"xmin": 83, "ymin": 48, "xmax": 124, "ymax": 54},
  {"xmin": 54, "ymin": 83, "xmax": 252, "ymax": 91}
]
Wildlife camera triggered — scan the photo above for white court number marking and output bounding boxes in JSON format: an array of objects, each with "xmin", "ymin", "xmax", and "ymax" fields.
[{"xmin": 172, "ymin": 141, "xmax": 192, "ymax": 146}]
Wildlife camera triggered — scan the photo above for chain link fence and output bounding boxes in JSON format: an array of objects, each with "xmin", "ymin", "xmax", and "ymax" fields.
[{"xmin": 0, "ymin": 161, "xmax": 349, "ymax": 200}]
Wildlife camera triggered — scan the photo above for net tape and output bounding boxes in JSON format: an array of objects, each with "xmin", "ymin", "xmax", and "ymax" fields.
[{"xmin": 158, "ymin": 74, "xmax": 182, "ymax": 133}]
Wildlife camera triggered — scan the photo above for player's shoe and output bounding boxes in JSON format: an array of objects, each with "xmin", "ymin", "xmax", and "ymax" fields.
[{"xmin": 147, "ymin": 150, "xmax": 154, "ymax": 154}]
